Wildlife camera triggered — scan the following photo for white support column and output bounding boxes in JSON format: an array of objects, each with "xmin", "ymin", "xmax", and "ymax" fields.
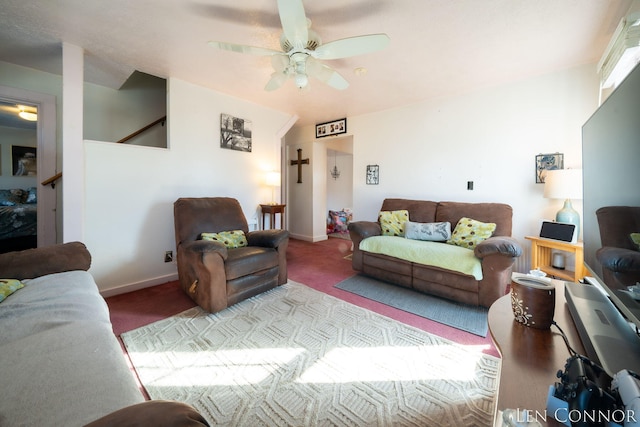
[
  {"xmin": 275, "ymin": 114, "xmax": 298, "ymax": 218},
  {"xmin": 62, "ymin": 43, "xmax": 85, "ymax": 243}
]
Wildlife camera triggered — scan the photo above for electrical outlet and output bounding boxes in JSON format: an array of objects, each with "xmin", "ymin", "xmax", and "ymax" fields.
[{"xmin": 164, "ymin": 250, "xmax": 173, "ymax": 263}]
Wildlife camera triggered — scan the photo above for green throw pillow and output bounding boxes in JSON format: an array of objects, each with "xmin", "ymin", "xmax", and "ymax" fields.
[
  {"xmin": 201, "ymin": 230, "xmax": 248, "ymax": 249},
  {"xmin": 379, "ymin": 210, "xmax": 409, "ymax": 237},
  {"xmin": 447, "ymin": 217, "xmax": 496, "ymax": 249},
  {"xmin": 631, "ymin": 233, "xmax": 640, "ymax": 250},
  {"xmin": 0, "ymin": 279, "xmax": 24, "ymax": 303}
]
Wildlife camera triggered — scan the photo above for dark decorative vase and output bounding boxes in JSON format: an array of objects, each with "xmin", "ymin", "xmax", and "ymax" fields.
[{"xmin": 510, "ymin": 275, "xmax": 556, "ymax": 329}]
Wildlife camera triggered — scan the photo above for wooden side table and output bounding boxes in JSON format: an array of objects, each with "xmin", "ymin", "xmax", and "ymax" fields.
[
  {"xmin": 525, "ymin": 236, "xmax": 586, "ymax": 282},
  {"xmin": 489, "ymin": 277, "xmax": 585, "ymax": 426},
  {"xmin": 260, "ymin": 204, "xmax": 285, "ymax": 230}
]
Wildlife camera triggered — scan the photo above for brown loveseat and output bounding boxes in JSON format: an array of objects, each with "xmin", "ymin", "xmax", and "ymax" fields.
[{"xmin": 348, "ymin": 199, "xmax": 522, "ymax": 308}]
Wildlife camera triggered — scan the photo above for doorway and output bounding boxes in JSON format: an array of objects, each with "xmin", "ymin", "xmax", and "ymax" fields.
[
  {"xmin": 0, "ymin": 85, "xmax": 57, "ymax": 252},
  {"xmin": 325, "ymin": 136, "xmax": 353, "ymax": 239}
]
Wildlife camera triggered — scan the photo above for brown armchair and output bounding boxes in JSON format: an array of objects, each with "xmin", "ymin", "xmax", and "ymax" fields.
[
  {"xmin": 174, "ymin": 197, "xmax": 289, "ymax": 313},
  {"xmin": 596, "ymin": 206, "xmax": 640, "ymax": 290}
]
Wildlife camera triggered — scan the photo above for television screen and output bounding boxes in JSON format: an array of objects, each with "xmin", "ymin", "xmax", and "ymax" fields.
[{"xmin": 582, "ymin": 60, "xmax": 640, "ymax": 325}]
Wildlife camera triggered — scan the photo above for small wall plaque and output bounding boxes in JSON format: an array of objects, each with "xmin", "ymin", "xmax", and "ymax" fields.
[
  {"xmin": 535, "ymin": 152, "xmax": 563, "ymax": 183},
  {"xmin": 366, "ymin": 165, "xmax": 379, "ymax": 185}
]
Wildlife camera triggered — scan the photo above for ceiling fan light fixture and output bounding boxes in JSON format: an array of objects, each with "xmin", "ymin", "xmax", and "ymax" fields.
[
  {"xmin": 294, "ymin": 72, "xmax": 309, "ymax": 89},
  {"xmin": 208, "ymin": 0, "xmax": 389, "ymax": 92},
  {"xmin": 18, "ymin": 108, "xmax": 37, "ymax": 122},
  {"xmin": 292, "ymin": 54, "xmax": 309, "ymax": 88},
  {"xmin": 280, "ymin": 27, "xmax": 320, "ymax": 53}
]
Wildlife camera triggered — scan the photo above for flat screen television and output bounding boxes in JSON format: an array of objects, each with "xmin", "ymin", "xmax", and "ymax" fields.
[
  {"xmin": 576, "ymin": 59, "xmax": 640, "ymax": 374},
  {"xmin": 582, "ymin": 58, "xmax": 640, "ymax": 312}
]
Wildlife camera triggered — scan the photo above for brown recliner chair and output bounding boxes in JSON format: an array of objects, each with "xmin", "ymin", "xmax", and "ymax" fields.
[
  {"xmin": 596, "ymin": 206, "xmax": 640, "ymax": 290},
  {"xmin": 174, "ymin": 197, "xmax": 289, "ymax": 313}
]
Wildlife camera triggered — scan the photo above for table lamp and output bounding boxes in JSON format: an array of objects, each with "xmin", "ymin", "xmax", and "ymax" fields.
[
  {"xmin": 543, "ymin": 169, "xmax": 583, "ymax": 238},
  {"xmin": 265, "ymin": 171, "xmax": 281, "ymax": 205}
]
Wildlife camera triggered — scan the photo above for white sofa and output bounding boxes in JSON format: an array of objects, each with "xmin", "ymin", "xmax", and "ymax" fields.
[{"xmin": 0, "ymin": 242, "xmax": 208, "ymax": 426}]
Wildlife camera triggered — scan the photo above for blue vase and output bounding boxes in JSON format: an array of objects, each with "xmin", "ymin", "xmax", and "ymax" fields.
[{"xmin": 556, "ymin": 199, "xmax": 580, "ymax": 239}]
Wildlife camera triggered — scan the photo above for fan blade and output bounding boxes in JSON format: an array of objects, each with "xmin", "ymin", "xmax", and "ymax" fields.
[
  {"xmin": 208, "ymin": 41, "xmax": 281, "ymax": 56},
  {"xmin": 312, "ymin": 34, "xmax": 390, "ymax": 60},
  {"xmin": 277, "ymin": 0, "xmax": 308, "ymax": 49},
  {"xmin": 265, "ymin": 72, "xmax": 289, "ymax": 91},
  {"xmin": 271, "ymin": 54, "xmax": 290, "ymax": 73},
  {"xmin": 306, "ymin": 58, "xmax": 349, "ymax": 90}
]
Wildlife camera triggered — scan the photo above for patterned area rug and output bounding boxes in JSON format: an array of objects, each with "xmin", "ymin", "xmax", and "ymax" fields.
[{"xmin": 121, "ymin": 281, "xmax": 500, "ymax": 426}]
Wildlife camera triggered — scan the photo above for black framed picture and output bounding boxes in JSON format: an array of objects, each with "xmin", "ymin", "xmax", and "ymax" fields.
[
  {"xmin": 220, "ymin": 113, "xmax": 252, "ymax": 152},
  {"xmin": 535, "ymin": 153, "xmax": 563, "ymax": 183},
  {"xmin": 315, "ymin": 118, "xmax": 347, "ymax": 138},
  {"xmin": 366, "ymin": 165, "xmax": 379, "ymax": 185},
  {"xmin": 12, "ymin": 145, "xmax": 37, "ymax": 176}
]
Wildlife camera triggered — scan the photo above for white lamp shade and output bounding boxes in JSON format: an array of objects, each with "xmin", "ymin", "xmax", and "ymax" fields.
[
  {"xmin": 543, "ymin": 169, "xmax": 583, "ymax": 200},
  {"xmin": 265, "ymin": 171, "xmax": 281, "ymax": 187}
]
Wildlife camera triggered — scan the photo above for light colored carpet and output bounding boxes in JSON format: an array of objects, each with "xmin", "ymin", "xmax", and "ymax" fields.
[
  {"xmin": 121, "ymin": 281, "xmax": 500, "ymax": 426},
  {"xmin": 335, "ymin": 275, "xmax": 489, "ymax": 337}
]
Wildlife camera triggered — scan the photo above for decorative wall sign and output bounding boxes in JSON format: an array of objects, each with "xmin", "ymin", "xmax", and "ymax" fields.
[
  {"xmin": 220, "ymin": 113, "xmax": 252, "ymax": 152},
  {"xmin": 366, "ymin": 165, "xmax": 379, "ymax": 185},
  {"xmin": 316, "ymin": 118, "xmax": 347, "ymax": 138},
  {"xmin": 535, "ymin": 153, "xmax": 563, "ymax": 183},
  {"xmin": 12, "ymin": 145, "xmax": 36, "ymax": 176}
]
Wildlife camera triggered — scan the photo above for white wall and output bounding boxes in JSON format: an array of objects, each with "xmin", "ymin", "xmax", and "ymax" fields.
[
  {"xmin": 62, "ymin": 43, "xmax": 85, "ymax": 243},
  {"xmin": 286, "ymin": 64, "xmax": 599, "ymax": 260},
  {"xmin": 286, "ymin": 141, "xmax": 315, "ymax": 240},
  {"xmin": 85, "ymin": 78, "xmax": 293, "ymax": 294}
]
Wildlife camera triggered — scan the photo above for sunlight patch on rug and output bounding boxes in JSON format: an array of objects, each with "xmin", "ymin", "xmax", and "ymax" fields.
[{"xmin": 122, "ymin": 281, "xmax": 500, "ymax": 426}]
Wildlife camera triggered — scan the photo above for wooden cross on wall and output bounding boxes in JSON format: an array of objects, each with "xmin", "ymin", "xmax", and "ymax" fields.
[{"xmin": 290, "ymin": 148, "xmax": 309, "ymax": 183}]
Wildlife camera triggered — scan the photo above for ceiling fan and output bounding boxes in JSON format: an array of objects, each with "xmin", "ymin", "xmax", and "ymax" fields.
[{"xmin": 208, "ymin": 0, "xmax": 390, "ymax": 91}]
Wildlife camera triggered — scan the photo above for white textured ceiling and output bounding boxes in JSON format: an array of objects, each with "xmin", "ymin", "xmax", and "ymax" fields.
[{"xmin": 0, "ymin": 0, "xmax": 633, "ymax": 126}]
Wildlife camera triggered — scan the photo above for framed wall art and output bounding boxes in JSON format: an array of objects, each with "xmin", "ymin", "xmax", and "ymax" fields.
[
  {"xmin": 12, "ymin": 145, "xmax": 36, "ymax": 176},
  {"xmin": 366, "ymin": 165, "xmax": 379, "ymax": 185},
  {"xmin": 535, "ymin": 152, "xmax": 563, "ymax": 183},
  {"xmin": 315, "ymin": 118, "xmax": 347, "ymax": 138},
  {"xmin": 220, "ymin": 113, "xmax": 252, "ymax": 152}
]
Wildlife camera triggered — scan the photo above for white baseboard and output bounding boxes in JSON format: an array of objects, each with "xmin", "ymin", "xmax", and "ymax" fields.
[
  {"xmin": 289, "ymin": 233, "xmax": 329, "ymax": 242},
  {"xmin": 99, "ymin": 272, "xmax": 179, "ymax": 298}
]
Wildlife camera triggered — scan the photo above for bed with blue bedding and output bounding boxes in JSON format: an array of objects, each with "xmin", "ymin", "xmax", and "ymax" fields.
[{"xmin": 0, "ymin": 188, "xmax": 37, "ymax": 252}]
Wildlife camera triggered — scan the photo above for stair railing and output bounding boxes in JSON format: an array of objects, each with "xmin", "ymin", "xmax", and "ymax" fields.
[
  {"xmin": 41, "ymin": 172, "xmax": 62, "ymax": 188},
  {"xmin": 117, "ymin": 116, "xmax": 166, "ymax": 144}
]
